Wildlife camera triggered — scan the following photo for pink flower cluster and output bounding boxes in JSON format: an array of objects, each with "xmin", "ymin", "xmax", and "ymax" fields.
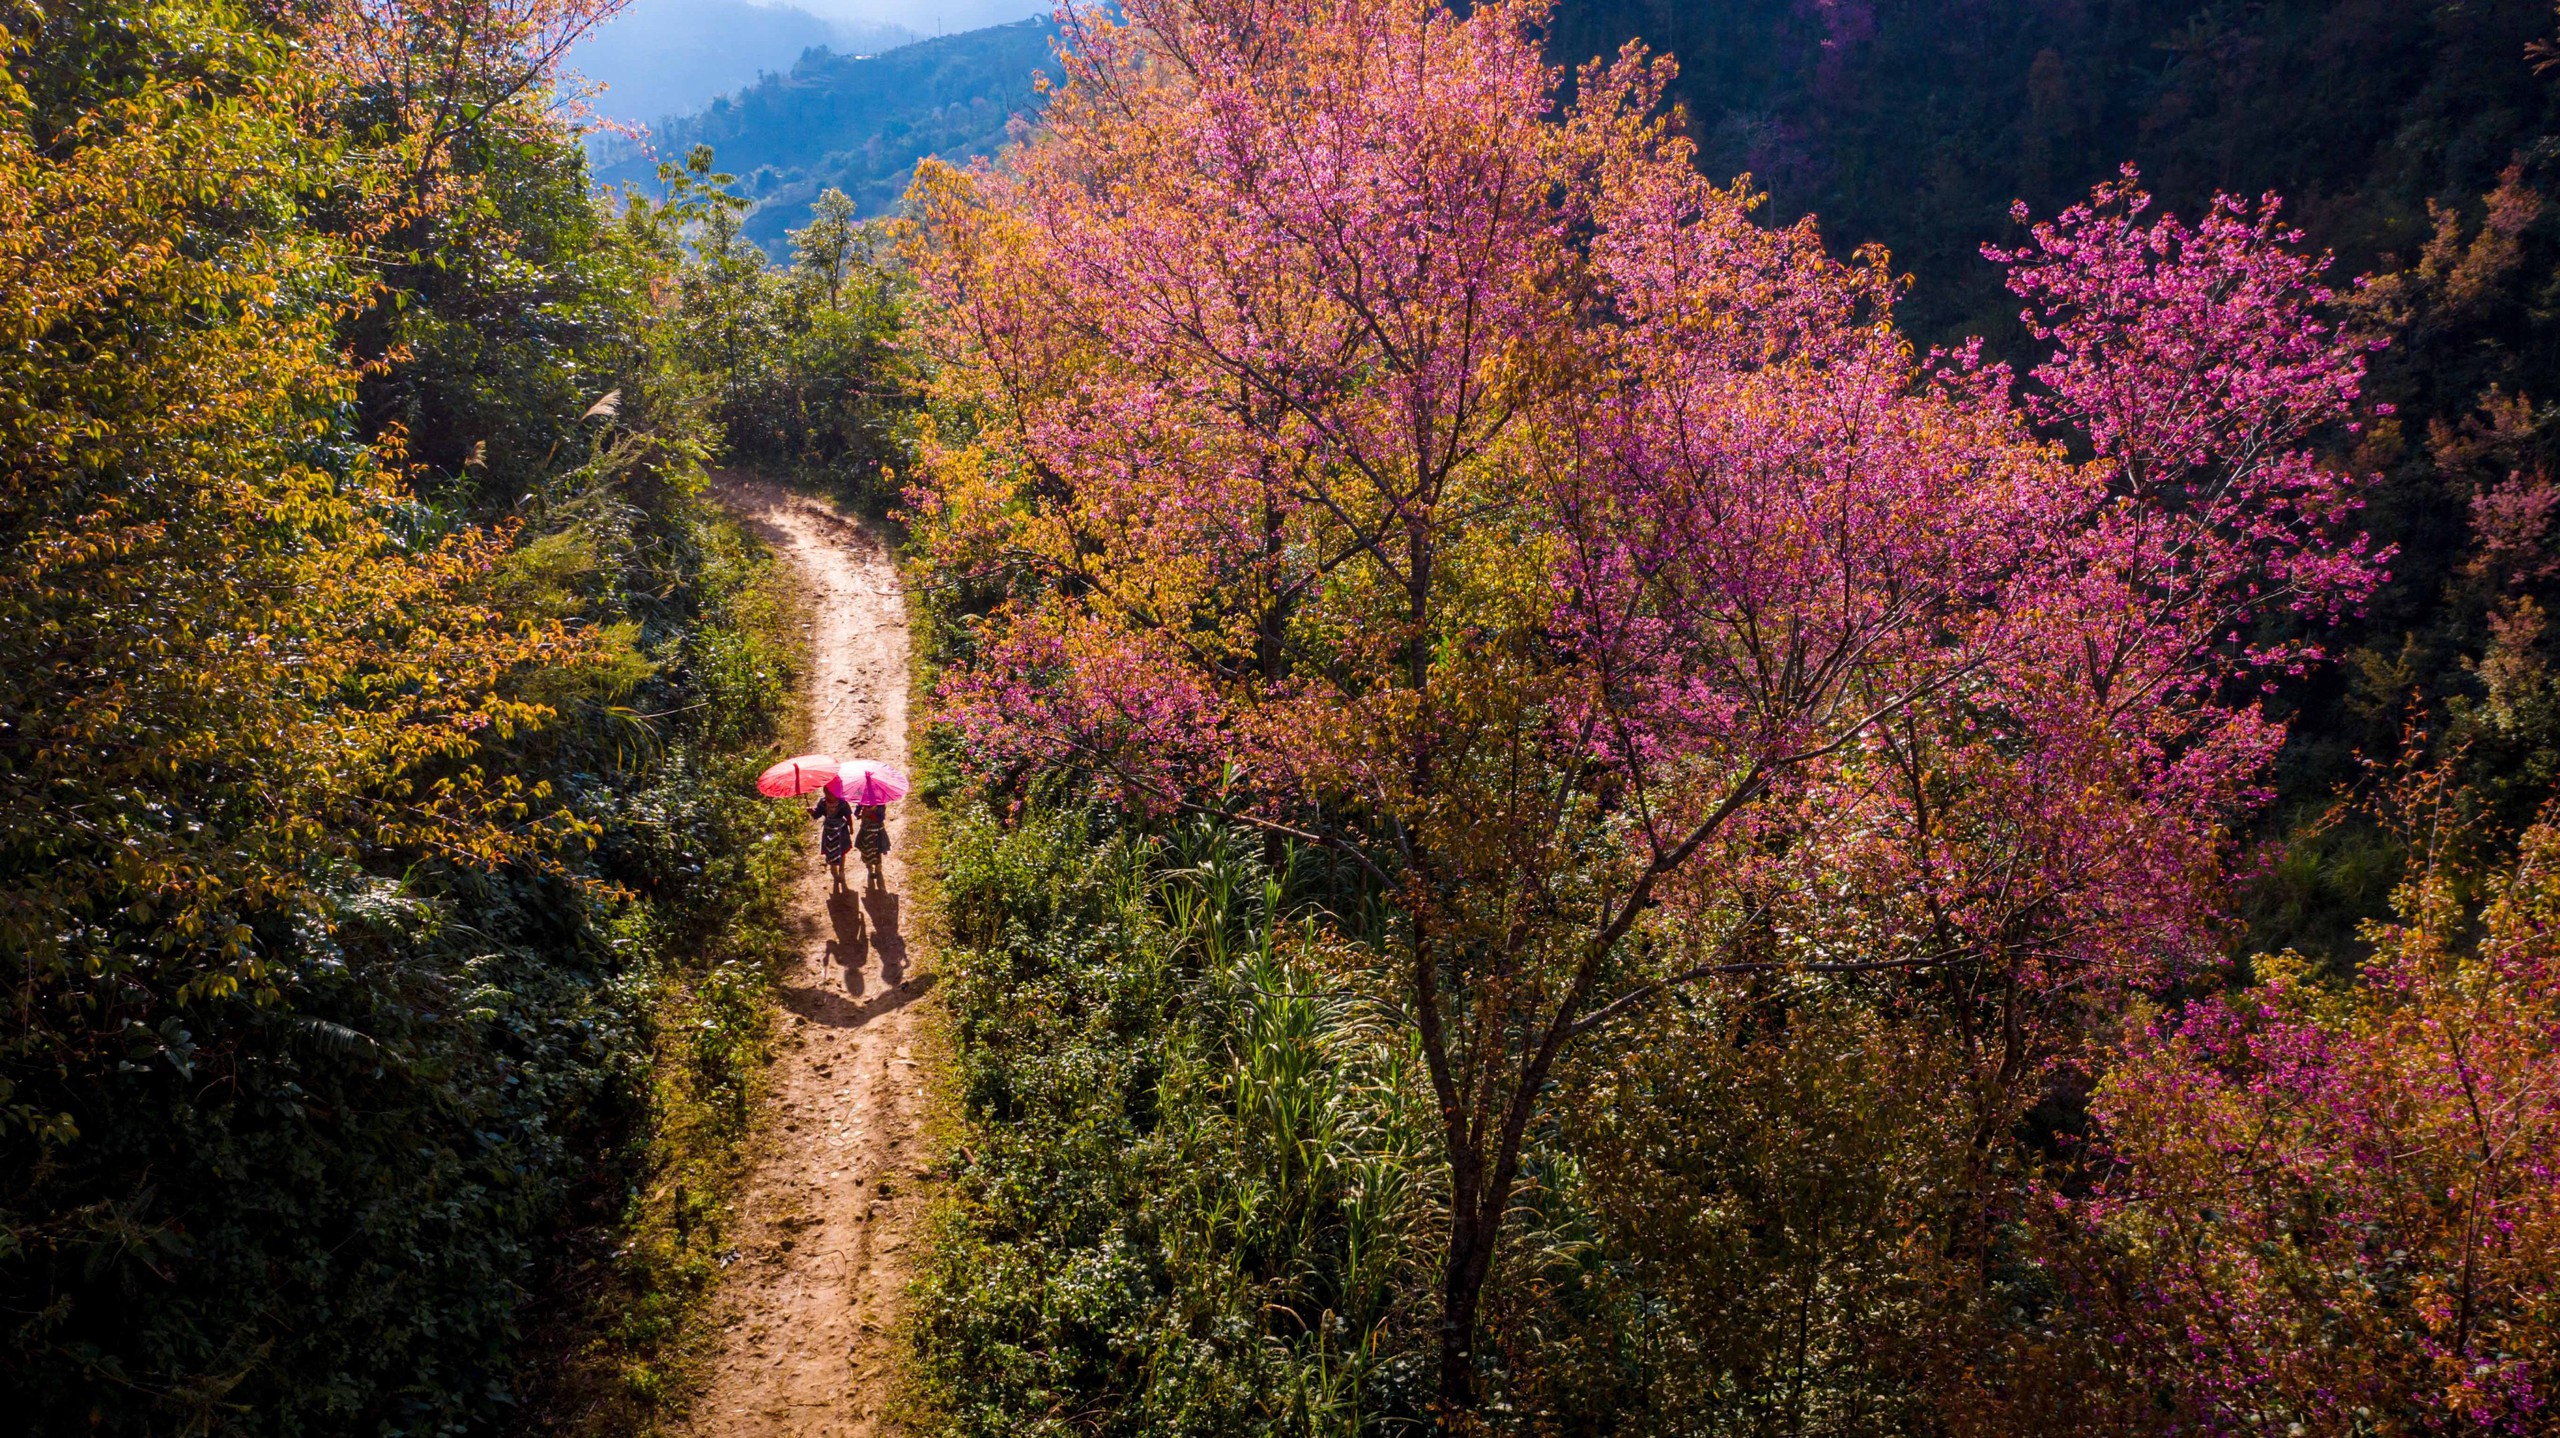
[
  {"xmin": 2064, "ymin": 819, "xmax": 2560, "ymax": 1431},
  {"xmin": 913, "ymin": 0, "xmax": 2381, "ymax": 1101}
]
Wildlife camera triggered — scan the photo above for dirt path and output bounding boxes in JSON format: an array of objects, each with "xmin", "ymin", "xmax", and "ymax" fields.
[{"xmin": 690, "ymin": 476, "xmax": 933, "ymax": 1438}]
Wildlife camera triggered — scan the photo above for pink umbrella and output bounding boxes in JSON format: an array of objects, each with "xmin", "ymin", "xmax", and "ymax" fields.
[
  {"xmin": 835, "ymin": 759, "xmax": 908, "ymax": 805},
  {"xmin": 757, "ymin": 753, "xmax": 840, "ymax": 798}
]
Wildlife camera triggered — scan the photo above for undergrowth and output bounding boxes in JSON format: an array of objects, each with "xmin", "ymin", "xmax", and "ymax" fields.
[
  {"xmin": 910, "ymin": 801, "xmax": 1446, "ymax": 1438},
  {"xmin": 521, "ymin": 497, "xmax": 807, "ymax": 1435}
]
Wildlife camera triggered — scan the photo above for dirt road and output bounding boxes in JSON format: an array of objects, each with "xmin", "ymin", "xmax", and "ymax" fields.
[{"xmin": 690, "ymin": 476, "xmax": 933, "ymax": 1438}]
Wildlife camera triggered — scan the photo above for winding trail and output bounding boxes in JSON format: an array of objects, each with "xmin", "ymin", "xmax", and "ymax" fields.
[{"xmin": 691, "ymin": 476, "xmax": 933, "ymax": 1438}]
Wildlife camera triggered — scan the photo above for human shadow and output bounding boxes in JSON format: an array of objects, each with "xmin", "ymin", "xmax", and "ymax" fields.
[
  {"xmin": 779, "ymin": 970, "xmax": 935, "ymax": 1031},
  {"xmin": 863, "ymin": 884, "xmax": 905, "ymax": 989},
  {"xmin": 821, "ymin": 889, "xmax": 867, "ymax": 994}
]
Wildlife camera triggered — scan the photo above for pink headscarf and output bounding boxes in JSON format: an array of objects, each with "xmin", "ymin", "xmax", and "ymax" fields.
[{"xmin": 822, "ymin": 776, "xmax": 847, "ymax": 802}]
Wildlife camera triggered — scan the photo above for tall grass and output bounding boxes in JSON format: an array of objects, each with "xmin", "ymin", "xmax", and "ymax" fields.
[{"xmin": 913, "ymin": 808, "xmax": 1443, "ymax": 1436}]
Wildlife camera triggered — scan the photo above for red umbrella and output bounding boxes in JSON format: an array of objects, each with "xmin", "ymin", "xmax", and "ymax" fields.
[
  {"xmin": 836, "ymin": 759, "xmax": 908, "ymax": 805},
  {"xmin": 757, "ymin": 753, "xmax": 840, "ymax": 798}
]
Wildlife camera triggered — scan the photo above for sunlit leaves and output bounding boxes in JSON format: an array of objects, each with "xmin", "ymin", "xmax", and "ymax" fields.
[{"xmin": 0, "ymin": 0, "xmax": 596, "ymax": 1138}]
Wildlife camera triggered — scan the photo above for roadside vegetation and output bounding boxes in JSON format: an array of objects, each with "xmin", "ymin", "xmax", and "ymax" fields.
[{"xmin": 0, "ymin": 0, "xmax": 834, "ymax": 1430}]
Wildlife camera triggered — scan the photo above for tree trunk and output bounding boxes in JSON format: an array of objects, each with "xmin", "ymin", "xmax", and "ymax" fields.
[{"xmin": 1437, "ymin": 1208, "xmax": 1493, "ymax": 1414}]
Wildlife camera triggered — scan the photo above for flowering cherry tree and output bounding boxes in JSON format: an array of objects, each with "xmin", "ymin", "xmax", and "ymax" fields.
[
  {"xmin": 2047, "ymin": 769, "xmax": 2560, "ymax": 1434},
  {"xmin": 908, "ymin": 0, "xmax": 2378, "ymax": 1408}
]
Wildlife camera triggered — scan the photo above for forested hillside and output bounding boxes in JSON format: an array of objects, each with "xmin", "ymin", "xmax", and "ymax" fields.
[
  {"xmin": 594, "ymin": 16, "xmax": 1056, "ymax": 246},
  {"xmin": 570, "ymin": 0, "xmax": 915, "ymax": 129},
  {"xmin": 1553, "ymin": 0, "xmax": 2554, "ymax": 340}
]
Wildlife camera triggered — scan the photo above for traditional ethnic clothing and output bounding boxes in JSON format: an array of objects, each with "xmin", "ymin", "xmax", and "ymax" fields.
[
  {"xmin": 813, "ymin": 787, "xmax": 853, "ymax": 865},
  {"xmin": 854, "ymin": 802, "xmax": 889, "ymax": 865}
]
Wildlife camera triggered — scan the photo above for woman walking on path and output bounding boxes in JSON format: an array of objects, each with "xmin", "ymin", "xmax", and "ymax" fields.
[
  {"xmin": 812, "ymin": 777, "xmax": 855, "ymax": 892},
  {"xmin": 854, "ymin": 799, "xmax": 889, "ymax": 886}
]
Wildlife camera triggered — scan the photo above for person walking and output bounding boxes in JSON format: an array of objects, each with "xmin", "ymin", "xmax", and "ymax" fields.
[
  {"xmin": 854, "ymin": 798, "xmax": 889, "ymax": 886},
  {"xmin": 812, "ymin": 777, "xmax": 855, "ymax": 892}
]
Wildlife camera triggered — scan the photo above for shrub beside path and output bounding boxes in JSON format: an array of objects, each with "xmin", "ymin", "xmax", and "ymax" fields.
[{"xmin": 688, "ymin": 476, "xmax": 936, "ymax": 1438}]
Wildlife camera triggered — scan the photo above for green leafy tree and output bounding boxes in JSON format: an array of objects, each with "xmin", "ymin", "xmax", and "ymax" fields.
[{"xmin": 0, "ymin": 0, "xmax": 802, "ymax": 1430}]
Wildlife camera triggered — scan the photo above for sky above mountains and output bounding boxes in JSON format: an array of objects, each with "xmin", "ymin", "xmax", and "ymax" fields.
[{"xmin": 794, "ymin": 0, "xmax": 1044, "ymax": 30}]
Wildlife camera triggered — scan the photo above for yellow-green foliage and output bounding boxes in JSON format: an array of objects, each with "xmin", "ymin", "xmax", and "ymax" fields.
[{"xmin": 0, "ymin": 0, "xmax": 819, "ymax": 1431}]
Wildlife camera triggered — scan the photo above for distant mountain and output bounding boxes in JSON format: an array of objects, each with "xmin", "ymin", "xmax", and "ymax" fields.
[
  {"xmin": 570, "ymin": 0, "xmax": 918, "ymax": 130},
  {"xmin": 595, "ymin": 15, "xmax": 1057, "ymax": 250}
]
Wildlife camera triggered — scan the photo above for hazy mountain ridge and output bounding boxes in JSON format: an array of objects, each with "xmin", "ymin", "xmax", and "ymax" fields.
[
  {"xmin": 595, "ymin": 15, "xmax": 1056, "ymax": 248},
  {"xmin": 571, "ymin": 0, "xmax": 919, "ymax": 129}
]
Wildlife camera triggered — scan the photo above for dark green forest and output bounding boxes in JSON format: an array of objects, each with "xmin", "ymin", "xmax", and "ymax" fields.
[{"xmin": 1556, "ymin": 0, "xmax": 2552, "ymax": 337}]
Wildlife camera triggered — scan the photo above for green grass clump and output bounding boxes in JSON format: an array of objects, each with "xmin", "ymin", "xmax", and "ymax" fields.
[{"xmin": 911, "ymin": 806, "xmax": 1443, "ymax": 1438}]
